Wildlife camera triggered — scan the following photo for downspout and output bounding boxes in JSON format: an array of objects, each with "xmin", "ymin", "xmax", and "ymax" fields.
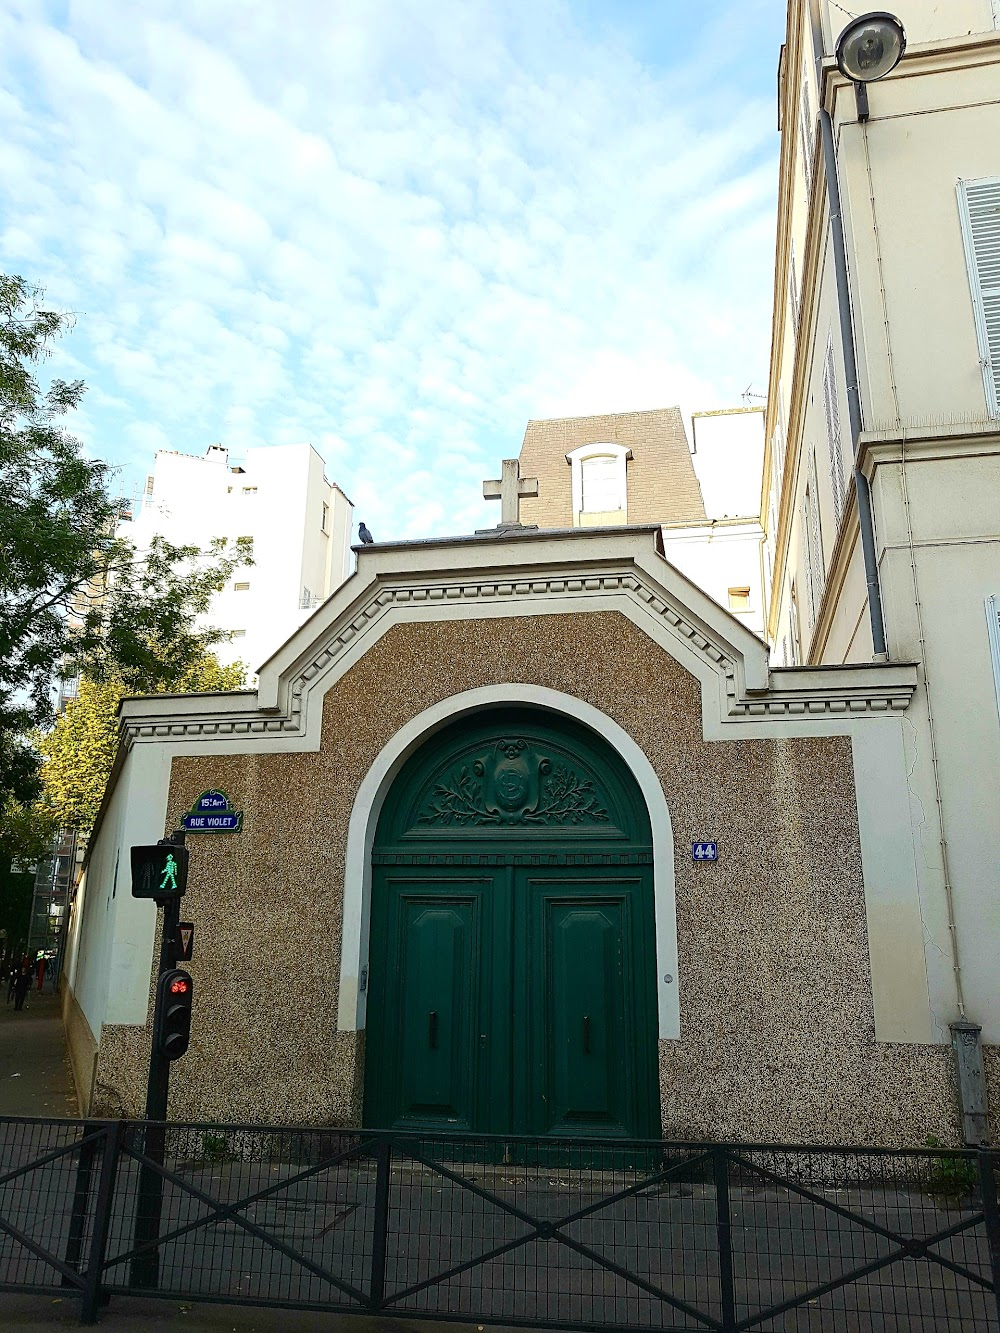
[{"xmin": 818, "ymin": 107, "xmax": 889, "ymax": 662}]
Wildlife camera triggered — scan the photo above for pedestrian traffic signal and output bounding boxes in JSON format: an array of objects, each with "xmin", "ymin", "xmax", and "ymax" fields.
[
  {"xmin": 155, "ymin": 969, "xmax": 193, "ymax": 1060},
  {"xmin": 131, "ymin": 844, "xmax": 188, "ymax": 899}
]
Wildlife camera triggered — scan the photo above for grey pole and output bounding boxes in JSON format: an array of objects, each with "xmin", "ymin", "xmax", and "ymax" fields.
[{"xmin": 818, "ymin": 107, "xmax": 889, "ymax": 661}]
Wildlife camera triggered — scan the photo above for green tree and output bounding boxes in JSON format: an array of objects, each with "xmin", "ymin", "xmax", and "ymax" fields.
[
  {"xmin": 0, "ymin": 274, "xmax": 252, "ymax": 804},
  {"xmin": 38, "ymin": 654, "xmax": 246, "ymax": 834},
  {"xmin": 0, "ymin": 799, "xmax": 60, "ymax": 957}
]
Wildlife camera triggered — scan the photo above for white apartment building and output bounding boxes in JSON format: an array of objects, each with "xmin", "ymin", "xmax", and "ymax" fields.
[
  {"xmin": 121, "ymin": 443, "xmax": 353, "ymax": 678},
  {"xmin": 672, "ymin": 408, "xmax": 767, "ymax": 638},
  {"xmin": 764, "ymin": 0, "xmax": 1000, "ymax": 1123}
]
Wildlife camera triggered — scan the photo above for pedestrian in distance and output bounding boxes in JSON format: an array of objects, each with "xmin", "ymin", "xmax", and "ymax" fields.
[
  {"xmin": 13, "ymin": 966, "xmax": 32, "ymax": 1011},
  {"xmin": 6, "ymin": 966, "xmax": 17, "ymax": 1005}
]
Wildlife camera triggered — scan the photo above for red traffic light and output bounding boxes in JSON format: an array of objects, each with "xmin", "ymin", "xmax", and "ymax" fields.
[{"xmin": 156, "ymin": 968, "xmax": 193, "ymax": 1061}]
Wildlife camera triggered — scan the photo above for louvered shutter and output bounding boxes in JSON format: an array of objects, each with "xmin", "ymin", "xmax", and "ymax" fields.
[
  {"xmin": 799, "ymin": 79, "xmax": 815, "ymax": 195},
  {"xmin": 789, "ymin": 244, "xmax": 801, "ymax": 335},
  {"xmin": 823, "ymin": 338, "xmax": 847, "ymax": 530},
  {"xmin": 957, "ymin": 178, "xmax": 1000, "ymax": 416},
  {"xmin": 800, "ymin": 506, "xmax": 815, "ymax": 627},
  {"xmin": 801, "ymin": 451, "xmax": 824, "ymax": 628},
  {"xmin": 987, "ymin": 595, "xmax": 1000, "ymax": 724}
]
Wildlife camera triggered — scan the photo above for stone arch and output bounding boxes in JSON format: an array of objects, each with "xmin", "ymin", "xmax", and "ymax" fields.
[{"xmin": 337, "ymin": 684, "xmax": 679, "ymax": 1039}]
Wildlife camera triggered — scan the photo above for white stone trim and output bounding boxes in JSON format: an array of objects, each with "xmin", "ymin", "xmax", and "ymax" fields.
[
  {"xmin": 117, "ymin": 547, "xmax": 915, "ymax": 761},
  {"xmin": 336, "ymin": 685, "xmax": 680, "ymax": 1041}
]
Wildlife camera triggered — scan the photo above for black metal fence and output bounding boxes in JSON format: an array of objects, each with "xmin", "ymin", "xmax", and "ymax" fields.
[{"xmin": 0, "ymin": 1115, "xmax": 998, "ymax": 1330}]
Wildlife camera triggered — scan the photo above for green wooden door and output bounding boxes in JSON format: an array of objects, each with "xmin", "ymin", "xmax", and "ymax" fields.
[{"xmin": 364, "ymin": 709, "xmax": 658, "ymax": 1139}]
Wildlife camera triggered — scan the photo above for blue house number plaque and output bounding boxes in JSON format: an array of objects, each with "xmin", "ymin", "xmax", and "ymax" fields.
[
  {"xmin": 692, "ymin": 841, "xmax": 718, "ymax": 861},
  {"xmin": 180, "ymin": 790, "xmax": 243, "ymax": 833}
]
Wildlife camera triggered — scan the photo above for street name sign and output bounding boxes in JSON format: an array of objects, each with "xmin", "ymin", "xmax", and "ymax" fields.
[{"xmin": 180, "ymin": 789, "xmax": 243, "ymax": 833}]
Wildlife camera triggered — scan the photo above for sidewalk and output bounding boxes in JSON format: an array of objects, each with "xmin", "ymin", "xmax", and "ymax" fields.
[
  {"xmin": 0, "ymin": 1294, "xmax": 486, "ymax": 1331},
  {"xmin": 0, "ymin": 985, "xmax": 78, "ymax": 1118}
]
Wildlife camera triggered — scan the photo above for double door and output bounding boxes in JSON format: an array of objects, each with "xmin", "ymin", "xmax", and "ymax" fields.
[{"xmin": 363, "ymin": 864, "xmax": 659, "ymax": 1139}]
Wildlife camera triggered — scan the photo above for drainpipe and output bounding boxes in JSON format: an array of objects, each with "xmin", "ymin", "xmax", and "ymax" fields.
[{"xmin": 818, "ymin": 107, "xmax": 889, "ymax": 662}]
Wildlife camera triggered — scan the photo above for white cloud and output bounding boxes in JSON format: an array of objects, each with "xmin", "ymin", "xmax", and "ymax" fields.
[{"xmin": 0, "ymin": 0, "xmax": 783, "ymax": 541}]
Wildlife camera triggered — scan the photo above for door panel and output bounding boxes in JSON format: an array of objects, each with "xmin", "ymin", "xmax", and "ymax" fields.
[
  {"xmin": 548, "ymin": 901, "xmax": 626, "ymax": 1129},
  {"xmin": 365, "ymin": 875, "xmax": 492, "ymax": 1131},
  {"xmin": 519, "ymin": 871, "xmax": 658, "ymax": 1140}
]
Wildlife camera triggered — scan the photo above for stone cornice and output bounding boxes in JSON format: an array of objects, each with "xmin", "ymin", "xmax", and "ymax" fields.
[{"xmin": 859, "ymin": 424, "xmax": 1000, "ymax": 478}]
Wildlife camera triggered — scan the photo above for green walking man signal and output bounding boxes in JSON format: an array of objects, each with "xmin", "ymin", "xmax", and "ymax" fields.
[
  {"xmin": 159, "ymin": 853, "xmax": 180, "ymax": 894},
  {"xmin": 131, "ymin": 843, "xmax": 189, "ymax": 899}
]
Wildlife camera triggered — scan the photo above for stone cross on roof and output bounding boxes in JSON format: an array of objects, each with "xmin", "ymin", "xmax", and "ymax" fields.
[{"xmin": 482, "ymin": 458, "xmax": 539, "ymax": 529}]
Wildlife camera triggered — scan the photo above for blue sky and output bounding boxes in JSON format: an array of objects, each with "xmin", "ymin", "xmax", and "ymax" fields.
[{"xmin": 1, "ymin": 0, "xmax": 786, "ymax": 540}]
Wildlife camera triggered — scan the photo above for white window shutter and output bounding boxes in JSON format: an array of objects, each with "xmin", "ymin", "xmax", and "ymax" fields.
[
  {"xmin": 799, "ymin": 79, "xmax": 814, "ymax": 195},
  {"xmin": 957, "ymin": 177, "xmax": 1000, "ymax": 416},
  {"xmin": 801, "ymin": 450, "xmax": 824, "ymax": 628},
  {"xmin": 789, "ymin": 244, "xmax": 801, "ymax": 335},
  {"xmin": 800, "ymin": 506, "xmax": 815, "ymax": 628},
  {"xmin": 581, "ymin": 454, "xmax": 622, "ymax": 512},
  {"xmin": 823, "ymin": 337, "xmax": 847, "ymax": 530},
  {"xmin": 987, "ymin": 595, "xmax": 1000, "ymax": 724}
]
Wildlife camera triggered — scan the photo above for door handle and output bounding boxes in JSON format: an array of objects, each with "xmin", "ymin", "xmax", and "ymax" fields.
[
  {"xmin": 583, "ymin": 1015, "xmax": 591, "ymax": 1054},
  {"xmin": 429, "ymin": 1011, "xmax": 438, "ymax": 1049}
]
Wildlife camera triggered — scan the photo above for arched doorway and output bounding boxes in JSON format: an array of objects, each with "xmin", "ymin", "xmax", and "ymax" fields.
[{"xmin": 363, "ymin": 707, "xmax": 659, "ymax": 1139}]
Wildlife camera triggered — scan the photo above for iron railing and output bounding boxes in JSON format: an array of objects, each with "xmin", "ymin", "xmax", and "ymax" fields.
[{"xmin": 0, "ymin": 1115, "xmax": 997, "ymax": 1329}]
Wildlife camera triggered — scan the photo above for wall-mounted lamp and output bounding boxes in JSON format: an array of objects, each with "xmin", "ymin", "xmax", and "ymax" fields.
[{"xmin": 835, "ymin": 11, "xmax": 906, "ymax": 122}]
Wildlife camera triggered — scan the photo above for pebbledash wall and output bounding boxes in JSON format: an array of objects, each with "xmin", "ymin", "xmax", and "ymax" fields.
[{"xmin": 61, "ymin": 528, "xmax": 998, "ymax": 1144}]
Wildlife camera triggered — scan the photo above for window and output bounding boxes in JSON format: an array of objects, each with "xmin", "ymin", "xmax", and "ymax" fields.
[
  {"xmin": 567, "ymin": 443, "xmax": 629, "ymax": 525},
  {"xmin": 957, "ymin": 177, "xmax": 1000, "ymax": 416},
  {"xmin": 823, "ymin": 336, "xmax": 847, "ymax": 530},
  {"xmin": 231, "ymin": 630, "xmax": 246, "ymax": 638},
  {"xmin": 321, "ymin": 502, "xmax": 329, "ymax": 533},
  {"xmin": 582, "ymin": 455, "xmax": 621, "ymax": 512},
  {"xmin": 234, "ymin": 581, "xmax": 250, "ymax": 591},
  {"xmin": 728, "ymin": 587, "xmax": 751, "ymax": 612},
  {"xmin": 242, "ymin": 486, "xmax": 257, "ymax": 495}
]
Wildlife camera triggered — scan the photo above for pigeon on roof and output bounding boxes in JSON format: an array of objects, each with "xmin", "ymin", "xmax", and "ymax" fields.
[{"xmin": 358, "ymin": 522, "xmax": 374, "ymax": 544}]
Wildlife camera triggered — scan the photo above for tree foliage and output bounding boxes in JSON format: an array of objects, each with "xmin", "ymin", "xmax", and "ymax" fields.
[
  {"xmin": 38, "ymin": 654, "xmax": 246, "ymax": 834},
  {"xmin": 0, "ymin": 274, "xmax": 252, "ymax": 805}
]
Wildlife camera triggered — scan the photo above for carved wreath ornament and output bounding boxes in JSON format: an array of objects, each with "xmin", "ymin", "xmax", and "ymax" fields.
[{"xmin": 417, "ymin": 737, "xmax": 609, "ymax": 827}]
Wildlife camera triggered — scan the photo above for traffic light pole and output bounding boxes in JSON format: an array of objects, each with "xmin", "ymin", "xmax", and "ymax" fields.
[{"xmin": 132, "ymin": 831, "xmax": 185, "ymax": 1290}]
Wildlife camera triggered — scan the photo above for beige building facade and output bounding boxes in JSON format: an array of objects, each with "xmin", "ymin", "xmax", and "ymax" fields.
[
  {"xmin": 764, "ymin": 1, "xmax": 1000, "ymax": 1098},
  {"xmin": 61, "ymin": 526, "xmax": 996, "ymax": 1146}
]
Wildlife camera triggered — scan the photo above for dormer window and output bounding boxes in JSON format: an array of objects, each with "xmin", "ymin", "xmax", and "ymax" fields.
[{"xmin": 566, "ymin": 443, "xmax": 630, "ymax": 526}]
